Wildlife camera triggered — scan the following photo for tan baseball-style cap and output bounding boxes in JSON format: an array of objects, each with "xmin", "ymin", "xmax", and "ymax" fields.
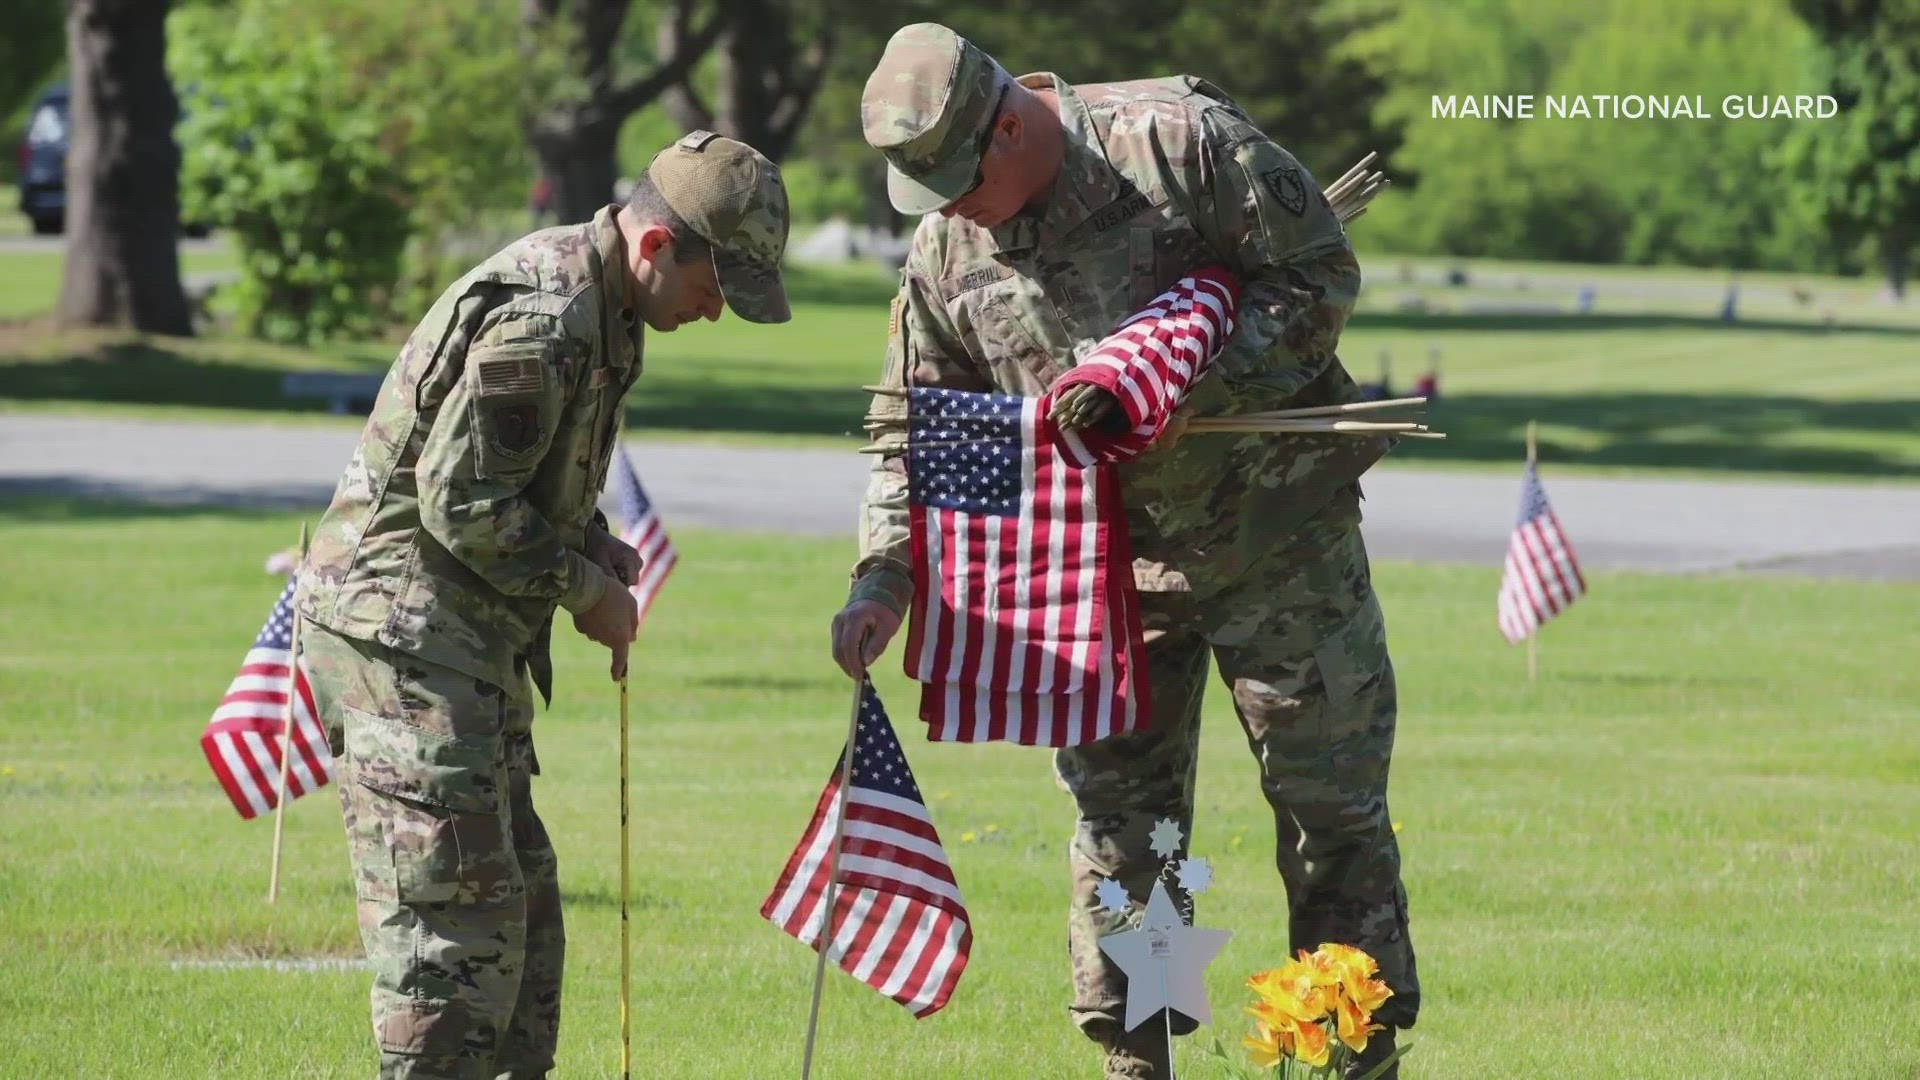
[
  {"xmin": 861, "ymin": 23, "xmax": 1013, "ymax": 215},
  {"xmin": 646, "ymin": 131, "xmax": 792, "ymax": 324}
]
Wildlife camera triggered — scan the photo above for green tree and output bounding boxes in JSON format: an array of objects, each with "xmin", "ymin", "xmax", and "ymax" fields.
[
  {"xmin": 1340, "ymin": 0, "xmax": 1823, "ymax": 270},
  {"xmin": 1781, "ymin": 0, "xmax": 1920, "ymax": 296},
  {"xmin": 275, "ymin": 1, "xmax": 571, "ymax": 305},
  {"xmin": 173, "ymin": 0, "xmax": 569, "ymax": 340},
  {"xmin": 524, "ymin": 0, "xmax": 727, "ymax": 224},
  {"xmin": 1, "ymin": 1, "xmax": 66, "ymax": 182},
  {"xmin": 171, "ymin": 0, "xmax": 410, "ymax": 341}
]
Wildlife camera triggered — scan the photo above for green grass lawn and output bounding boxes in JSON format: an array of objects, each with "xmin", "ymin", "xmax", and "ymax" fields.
[
  {"xmin": 3, "ymin": 248, "xmax": 1919, "ymax": 479},
  {"xmin": 0, "ymin": 245, "xmax": 240, "ymax": 321},
  {"xmin": 0, "ymin": 184, "xmax": 30, "ymax": 239},
  {"xmin": 1, "ymin": 499, "xmax": 1915, "ymax": 1078}
]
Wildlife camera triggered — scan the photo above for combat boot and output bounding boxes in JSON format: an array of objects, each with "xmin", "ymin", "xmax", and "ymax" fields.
[
  {"xmin": 1344, "ymin": 1028, "xmax": 1400, "ymax": 1080},
  {"xmin": 1088, "ymin": 1018, "xmax": 1172, "ymax": 1080}
]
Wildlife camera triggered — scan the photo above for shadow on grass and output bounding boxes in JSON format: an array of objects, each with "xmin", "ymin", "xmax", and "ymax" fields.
[
  {"xmin": 0, "ymin": 493, "xmax": 308, "ymax": 522},
  {"xmin": 0, "ymin": 336, "xmax": 388, "ymax": 414},
  {"xmin": 1398, "ymin": 392, "xmax": 1920, "ymax": 477}
]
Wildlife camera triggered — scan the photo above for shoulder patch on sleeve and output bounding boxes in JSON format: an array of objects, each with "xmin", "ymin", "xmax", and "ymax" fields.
[
  {"xmin": 1262, "ymin": 165, "xmax": 1309, "ymax": 217},
  {"xmin": 472, "ymin": 341, "xmax": 553, "ymax": 395}
]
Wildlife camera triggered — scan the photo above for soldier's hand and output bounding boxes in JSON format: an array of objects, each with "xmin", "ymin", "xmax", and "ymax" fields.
[
  {"xmin": 1148, "ymin": 404, "xmax": 1196, "ymax": 453},
  {"xmin": 585, "ymin": 524, "xmax": 645, "ymax": 588},
  {"xmin": 830, "ymin": 599, "xmax": 902, "ymax": 681},
  {"xmin": 574, "ymin": 583, "xmax": 639, "ymax": 680},
  {"xmin": 1048, "ymin": 384, "xmax": 1120, "ymax": 433}
]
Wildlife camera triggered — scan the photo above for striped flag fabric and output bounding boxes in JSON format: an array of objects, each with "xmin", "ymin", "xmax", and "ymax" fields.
[
  {"xmin": 760, "ymin": 682, "xmax": 971, "ymax": 1017},
  {"xmin": 609, "ymin": 449, "xmax": 678, "ymax": 627},
  {"xmin": 1497, "ymin": 461, "xmax": 1587, "ymax": 643},
  {"xmin": 1051, "ymin": 268, "xmax": 1240, "ymax": 467},
  {"xmin": 200, "ymin": 578, "xmax": 333, "ymax": 819},
  {"xmin": 902, "ymin": 386, "xmax": 1147, "ymax": 747}
]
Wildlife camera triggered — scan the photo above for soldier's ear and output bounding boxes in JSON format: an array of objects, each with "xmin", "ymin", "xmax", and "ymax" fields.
[{"xmin": 636, "ymin": 224, "xmax": 676, "ymax": 263}]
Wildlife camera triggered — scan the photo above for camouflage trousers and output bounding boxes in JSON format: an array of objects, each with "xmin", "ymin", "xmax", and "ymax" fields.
[
  {"xmin": 1055, "ymin": 500, "xmax": 1420, "ymax": 1039},
  {"xmin": 302, "ymin": 621, "xmax": 564, "ymax": 1079}
]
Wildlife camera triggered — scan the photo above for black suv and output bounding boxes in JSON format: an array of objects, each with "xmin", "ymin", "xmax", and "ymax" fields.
[
  {"xmin": 14, "ymin": 82, "xmax": 211, "ymax": 237},
  {"xmin": 16, "ymin": 83, "xmax": 67, "ymax": 235}
]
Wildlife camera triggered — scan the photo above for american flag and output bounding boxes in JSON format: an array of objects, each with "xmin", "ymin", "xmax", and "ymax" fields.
[
  {"xmin": 1497, "ymin": 461, "xmax": 1587, "ymax": 643},
  {"xmin": 200, "ymin": 578, "xmax": 333, "ymax": 819},
  {"xmin": 1052, "ymin": 268, "xmax": 1240, "ymax": 467},
  {"xmin": 902, "ymin": 386, "xmax": 1147, "ymax": 747},
  {"xmin": 610, "ymin": 449, "xmax": 678, "ymax": 627},
  {"xmin": 760, "ymin": 682, "xmax": 971, "ymax": 1017}
]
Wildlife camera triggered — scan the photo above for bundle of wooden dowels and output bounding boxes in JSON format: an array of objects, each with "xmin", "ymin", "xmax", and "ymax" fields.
[
  {"xmin": 857, "ymin": 393, "xmax": 1440, "ymax": 453},
  {"xmin": 1326, "ymin": 151, "xmax": 1389, "ymax": 224}
]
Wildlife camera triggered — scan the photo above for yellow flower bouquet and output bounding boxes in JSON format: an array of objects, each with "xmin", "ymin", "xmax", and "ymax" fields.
[{"xmin": 1200, "ymin": 944, "xmax": 1411, "ymax": 1080}]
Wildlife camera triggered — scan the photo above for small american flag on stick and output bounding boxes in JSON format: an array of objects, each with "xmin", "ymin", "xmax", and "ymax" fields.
[
  {"xmin": 201, "ymin": 578, "xmax": 333, "ymax": 818},
  {"xmin": 1497, "ymin": 459, "xmax": 1587, "ymax": 643},
  {"xmin": 609, "ymin": 449, "xmax": 678, "ymax": 628},
  {"xmin": 761, "ymin": 682, "xmax": 971, "ymax": 1017}
]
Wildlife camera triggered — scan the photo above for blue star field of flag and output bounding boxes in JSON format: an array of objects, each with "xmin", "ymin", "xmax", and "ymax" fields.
[
  {"xmin": 847, "ymin": 682, "xmax": 926, "ymax": 804},
  {"xmin": 907, "ymin": 387, "xmax": 1024, "ymax": 515},
  {"xmin": 256, "ymin": 579, "xmax": 298, "ymax": 650},
  {"xmin": 1517, "ymin": 462, "xmax": 1552, "ymax": 525}
]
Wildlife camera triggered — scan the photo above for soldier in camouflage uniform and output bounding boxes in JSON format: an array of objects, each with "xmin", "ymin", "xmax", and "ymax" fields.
[
  {"xmin": 297, "ymin": 133, "xmax": 790, "ymax": 1079},
  {"xmin": 828, "ymin": 25, "xmax": 1417, "ymax": 1080}
]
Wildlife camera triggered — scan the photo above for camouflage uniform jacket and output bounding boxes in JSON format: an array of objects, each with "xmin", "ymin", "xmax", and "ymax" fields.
[
  {"xmin": 854, "ymin": 73, "xmax": 1389, "ymax": 613},
  {"xmin": 300, "ymin": 206, "xmax": 642, "ymax": 704}
]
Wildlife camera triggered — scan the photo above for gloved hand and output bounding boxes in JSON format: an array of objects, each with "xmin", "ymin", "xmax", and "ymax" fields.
[{"xmin": 1048, "ymin": 384, "xmax": 1121, "ymax": 433}]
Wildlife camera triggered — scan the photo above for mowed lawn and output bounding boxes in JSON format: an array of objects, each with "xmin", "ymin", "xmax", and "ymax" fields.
[{"xmin": 0, "ymin": 501, "xmax": 1915, "ymax": 1078}]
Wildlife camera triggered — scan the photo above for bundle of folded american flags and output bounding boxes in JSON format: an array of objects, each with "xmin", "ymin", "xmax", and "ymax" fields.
[{"xmin": 902, "ymin": 269, "xmax": 1240, "ymax": 749}]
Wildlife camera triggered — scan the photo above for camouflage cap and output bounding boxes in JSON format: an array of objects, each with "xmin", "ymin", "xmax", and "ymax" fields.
[
  {"xmin": 647, "ymin": 131, "xmax": 792, "ymax": 324},
  {"xmin": 861, "ymin": 23, "xmax": 1012, "ymax": 215}
]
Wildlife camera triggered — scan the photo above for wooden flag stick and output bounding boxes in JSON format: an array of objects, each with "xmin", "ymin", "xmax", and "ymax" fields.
[
  {"xmin": 802, "ymin": 670, "xmax": 869, "ymax": 1080},
  {"xmin": 267, "ymin": 521, "xmax": 309, "ymax": 904},
  {"xmin": 1233, "ymin": 396, "xmax": 1428, "ymax": 420},
  {"xmin": 1526, "ymin": 421, "xmax": 1540, "ymax": 683},
  {"xmin": 619, "ymin": 674, "xmax": 633, "ymax": 1079},
  {"xmin": 863, "ymin": 396, "xmax": 1429, "ymax": 434},
  {"xmin": 1185, "ymin": 418, "xmax": 1430, "ymax": 434}
]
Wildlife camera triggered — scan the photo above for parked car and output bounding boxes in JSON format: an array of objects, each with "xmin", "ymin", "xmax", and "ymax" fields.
[
  {"xmin": 15, "ymin": 82, "xmax": 211, "ymax": 237},
  {"xmin": 17, "ymin": 83, "xmax": 67, "ymax": 235}
]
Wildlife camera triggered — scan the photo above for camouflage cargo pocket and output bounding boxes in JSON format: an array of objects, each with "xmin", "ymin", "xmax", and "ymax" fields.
[
  {"xmin": 342, "ymin": 705, "xmax": 515, "ymax": 906},
  {"xmin": 1312, "ymin": 594, "xmax": 1387, "ymax": 712}
]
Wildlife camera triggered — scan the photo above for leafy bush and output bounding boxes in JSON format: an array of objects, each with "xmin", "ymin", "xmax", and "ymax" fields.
[{"xmin": 172, "ymin": 1, "xmax": 409, "ymax": 343}]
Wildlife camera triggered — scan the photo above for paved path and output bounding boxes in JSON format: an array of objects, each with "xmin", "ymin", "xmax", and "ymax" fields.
[{"xmin": 4, "ymin": 416, "xmax": 1917, "ymax": 580}]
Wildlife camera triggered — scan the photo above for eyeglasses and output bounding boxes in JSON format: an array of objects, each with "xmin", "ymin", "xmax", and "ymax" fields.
[{"xmin": 958, "ymin": 87, "xmax": 1009, "ymax": 200}]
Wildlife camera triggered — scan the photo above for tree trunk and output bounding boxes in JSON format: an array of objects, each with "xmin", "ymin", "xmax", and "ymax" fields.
[
  {"xmin": 57, "ymin": 0, "xmax": 192, "ymax": 335},
  {"xmin": 530, "ymin": 112, "xmax": 622, "ymax": 226},
  {"xmin": 1884, "ymin": 229, "xmax": 1911, "ymax": 300},
  {"xmin": 524, "ymin": 0, "xmax": 726, "ymax": 226},
  {"xmin": 659, "ymin": 0, "xmax": 833, "ymax": 162}
]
